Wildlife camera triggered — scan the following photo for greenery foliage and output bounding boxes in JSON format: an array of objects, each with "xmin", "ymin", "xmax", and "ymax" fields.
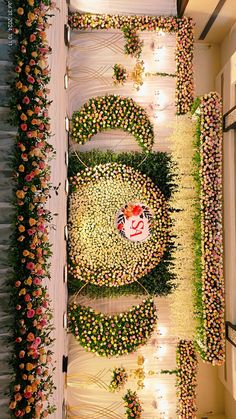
[{"xmin": 68, "ymin": 150, "xmax": 177, "ymax": 298}]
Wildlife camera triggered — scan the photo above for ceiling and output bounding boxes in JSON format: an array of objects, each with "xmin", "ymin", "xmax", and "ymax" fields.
[{"xmin": 184, "ymin": 0, "xmax": 236, "ymax": 43}]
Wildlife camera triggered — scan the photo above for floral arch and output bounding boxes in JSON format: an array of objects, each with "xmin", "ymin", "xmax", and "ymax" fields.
[{"xmin": 71, "ymin": 95, "xmax": 154, "ymax": 153}]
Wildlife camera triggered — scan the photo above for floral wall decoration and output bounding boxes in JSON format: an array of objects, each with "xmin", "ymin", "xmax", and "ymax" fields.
[
  {"xmin": 68, "ymin": 151, "xmax": 176, "ymax": 298},
  {"xmin": 8, "ymin": 0, "xmax": 56, "ymax": 418},
  {"xmin": 176, "ymin": 340, "xmax": 197, "ymax": 419},
  {"xmin": 109, "ymin": 367, "xmax": 128, "ymax": 392},
  {"xmin": 68, "ymin": 13, "xmax": 194, "ymax": 115},
  {"xmin": 193, "ymin": 93, "xmax": 225, "ymax": 365},
  {"xmin": 71, "ymin": 95, "xmax": 154, "ymax": 153},
  {"xmin": 68, "ymin": 299, "xmax": 157, "ymax": 357},
  {"xmin": 68, "ymin": 163, "xmax": 170, "ymax": 287},
  {"xmin": 123, "ymin": 389, "xmax": 143, "ymax": 419}
]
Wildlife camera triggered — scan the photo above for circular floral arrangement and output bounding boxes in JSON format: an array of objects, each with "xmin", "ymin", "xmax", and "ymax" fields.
[
  {"xmin": 68, "ymin": 298, "xmax": 157, "ymax": 357},
  {"xmin": 71, "ymin": 95, "xmax": 154, "ymax": 153},
  {"xmin": 68, "ymin": 163, "xmax": 170, "ymax": 287},
  {"xmin": 109, "ymin": 367, "xmax": 128, "ymax": 392}
]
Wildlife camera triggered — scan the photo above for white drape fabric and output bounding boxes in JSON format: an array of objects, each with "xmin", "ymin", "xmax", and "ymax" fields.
[
  {"xmin": 68, "ymin": 30, "xmax": 177, "ymax": 152},
  {"xmin": 70, "ymin": 0, "xmax": 177, "ymax": 16},
  {"xmin": 67, "ymin": 296, "xmax": 178, "ymax": 418}
]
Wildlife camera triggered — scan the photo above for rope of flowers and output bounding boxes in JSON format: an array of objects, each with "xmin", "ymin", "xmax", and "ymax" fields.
[
  {"xmin": 68, "ymin": 163, "xmax": 170, "ymax": 287},
  {"xmin": 71, "ymin": 95, "xmax": 154, "ymax": 153},
  {"xmin": 109, "ymin": 367, "xmax": 128, "ymax": 392},
  {"xmin": 193, "ymin": 93, "xmax": 225, "ymax": 365},
  {"xmin": 123, "ymin": 389, "xmax": 143, "ymax": 418},
  {"xmin": 176, "ymin": 340, "xmax": 197, "ymax": 419},
  {"xmin": 8, "ymin": 1, "xmax": 56, "ymax": 417},
  {"xmin": 68, "ymin": 13, "xmax": 194, "ymax": 115},
  {"xmin": 68, "ymin": 298, "xmax": 157, "ymax": 357}
]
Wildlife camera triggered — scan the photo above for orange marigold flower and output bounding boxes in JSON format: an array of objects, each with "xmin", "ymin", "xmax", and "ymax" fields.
[
  {"xmin": 20, "ymin": 113, "xmax": 27, "ymax": 121},
  {"xmin": 28, "ymin": 12, "xmax": 35, "ymax": 21},
  {"xmin": 29, "ymin": 218, "xmax": 37, "ymax": 226},
  {"xmin": 26, "ymin": 363, "xmax": 34, "ymax": 371},
  {"xmin": 15, "ymin": 393, "xmax": 22, "ymax": 402},
  {"xmin": 16, "ymin": 81, "xmax": 23, "ymax": 89},
  {"xmin": 27, "ymin": 332, "xmax": 34, "ymax": 342},
  {"xmin": 16, "ymin": 190, "xmax": 25, "ymax": 199},
  {"xmin": 17, "ymin": 7, "xmax": 24, "ymax": 15},
  {"xmin": 9, "ymin": 401, "xmax": 16, "ymax": 410},
  {"xmin": 18, "ymin": 225, "xmax": 25, "ymax": 233}
]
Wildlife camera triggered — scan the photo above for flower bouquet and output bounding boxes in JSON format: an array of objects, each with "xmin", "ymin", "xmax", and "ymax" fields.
[
  {"xmin": 109, "ymin": 367, "xmax": 128, "ymax": 392},
  {"xmin": 123, "ymin": 389, "xmax": 143, "ymax": 418},
  {"xmin": 113, "ymin": 64, "xmax": 127, "ymax": 85},
  {"xmin": 122, "ymin": 26, "xmax": 143, "ymax": 58}
]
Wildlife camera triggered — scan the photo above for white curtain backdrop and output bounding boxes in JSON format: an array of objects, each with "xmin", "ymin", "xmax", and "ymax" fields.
[
  {"xmin": 67, "ymin": 296, "xmax": 178, "ymax": 418},
  {"xmin": 68, "ymin": 30, "xmax": 177, "ymax": 152},
  {"xmin": 70, "ymin": 0, "xmax": 177, "ymax": 16}
]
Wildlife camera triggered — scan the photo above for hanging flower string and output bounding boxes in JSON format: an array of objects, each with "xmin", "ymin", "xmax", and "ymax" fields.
[
  {"xmin": 68, "ymin": 299, "xmax": 157, "ymax": 357},
  {"xmin": 68, "ymin": 13, "xmax": 194, "ymax": 115},
  {"xmin": 8, "ymin": 1, "xmax": 56, "ymax": 417}
]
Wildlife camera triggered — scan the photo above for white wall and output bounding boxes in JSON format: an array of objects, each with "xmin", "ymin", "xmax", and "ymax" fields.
[
  {"xmin": 220, "ymin": 22, "xmax": 236, "ymax": 68},
  {"xmin": 193, "ymin": 42, "xmax": 220, "ymax": 95},
  {"xmin": 197, "ymin": 359, "xmax": 225, "ymax": 416},
  {"xmin": 224, "ymin": 388, "xmax": 236, "ymax": 419}
]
